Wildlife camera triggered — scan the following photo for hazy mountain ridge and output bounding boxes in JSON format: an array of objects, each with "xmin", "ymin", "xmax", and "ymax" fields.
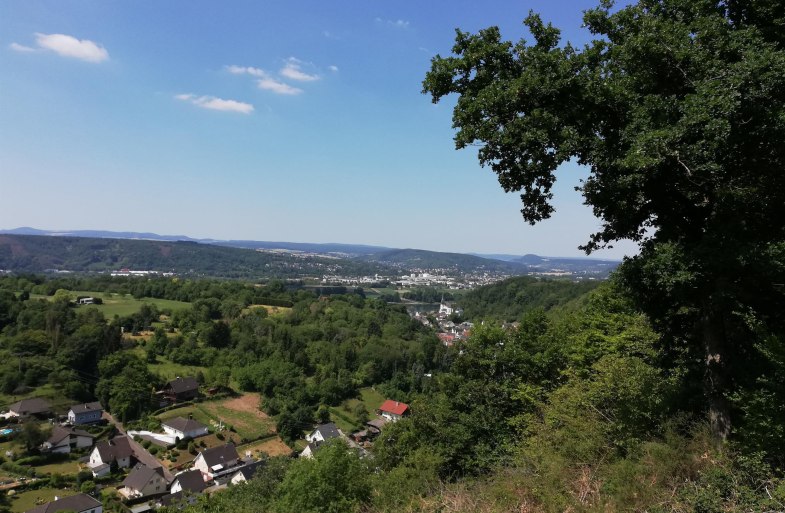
[{"xmin": 0, "ymin": 228, "xmax": 620, "ymax": 277}]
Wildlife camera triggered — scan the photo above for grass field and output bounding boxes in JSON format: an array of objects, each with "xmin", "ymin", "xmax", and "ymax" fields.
[
  {"xmin": 157, "ymin": 394, "xmax": 276, "ymax": 442},
  {"xmin": 329, "ymin": 387, "xmax": 387, "ymax": 433},
  {"xmin": 198, "ymin": 394, "xmax": 276, "ymax": 441},
  {"xmin": 0, "ymin": 384, "xmax": 72, "ymax": 415},
  {"xmin": 32, "ymin": 459, "xmax": 81, "ymax": 476},
  {"xmin": 244, "ymin": 304, "xmax": 291, "ymax": 316},
  {"xmin": 237, "ymin": 437, "xmax": 292, "ymax": 458},
  {"xmin": 9, "ymin": 487, "xmax": 77, "ymax": 512},
  {"xmin": 30, "ymin": 291, "xmax": 191, "ymax": 317}
]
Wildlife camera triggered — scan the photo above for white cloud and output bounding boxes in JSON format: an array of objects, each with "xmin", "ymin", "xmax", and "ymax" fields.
[
  {"xmin": 10, "ymin": 42, "xmax": 36, "ymax": 52},
  {"xmin": 280, "ymin": 57, "xmax": 319, "ymax": 82},
  {"xmin": 175, "ymin": 93, "xmax": 254, "ymax": 114},
  {"xmin": 376, "ymin": 18, "xmax": 410, "ymax": 29},
  {"xmin": 225, "ymin": 65, "xmax": 265, "ymax": 77},
  {"xmin": 328, "ymin": 65, "xmax": 339, "ymax": 72},
  {"xmin": 257, "ymin": 77, "xmax": 303, "ymax": 95},
  {"xmin": 34, "ymin": 33, "xmax": 109, "ymax": 62}
]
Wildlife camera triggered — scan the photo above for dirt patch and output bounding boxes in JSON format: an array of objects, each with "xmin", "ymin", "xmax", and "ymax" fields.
[
  {"xmin": 218, "ymin": 394, "xmax": 268, "ymax": 419},
  {"xmin": 238, "ymin": 437, "xmax": 292, "ymax": 458}
]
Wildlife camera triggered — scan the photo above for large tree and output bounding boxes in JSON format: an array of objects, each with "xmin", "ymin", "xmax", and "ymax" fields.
[{"xmin": 423, "ymin": 0, "xmax": 785, "ymax": 443}]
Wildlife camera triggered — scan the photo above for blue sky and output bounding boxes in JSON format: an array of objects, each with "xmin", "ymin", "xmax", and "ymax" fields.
[{"xmin": 0, "ymin": 0, "xmax": 637, "ymax": 259}]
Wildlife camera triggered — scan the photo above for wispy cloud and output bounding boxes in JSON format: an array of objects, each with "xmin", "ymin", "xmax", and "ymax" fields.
[
  {"xmin": 175, "ymin": 93, "xmax": 254, "ymax": 114},
  {"xmin": 375, "ymin": 17, "xmax": 410, "ymax": 29},
  {"xmin": 328, "ymin": 65, "xmax": 339, "ymax": 72},
  {"xmin": 227, "ymin": 62, "xmax": 306, "ymax": 95},
  {"xmin": 257, "ymin": 77, "xmax": 303, "ymax": 95},
  {"xmin": 280, "ymin": 57, "xmax": 319, "ymax": 82},
  {"xmin": 15, "ymin": 33, "xmax": 110, "ymax": 62},
  {"xmin": 9, "ymin": 42, "xmax": 36, "ymax": 52},
  {"xmin": 225, "ymin": 65, "xmax": 265, "ymax": 77}
]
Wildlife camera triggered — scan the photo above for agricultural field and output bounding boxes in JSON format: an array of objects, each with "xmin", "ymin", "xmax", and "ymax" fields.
[
  {"xmin": 198, "ymin": 394, "xmax": 276, "ymax": 441},
  {"xmin": 237, "ymin": 437, "xmax": 292, "ymax": 458},
  {"xmin": 157, "ymin": 393, "xmax": 278, "ymax": 447},
  {"xmin": 30, "ymin": 290, "xmax": 191, "ymax": 317}
]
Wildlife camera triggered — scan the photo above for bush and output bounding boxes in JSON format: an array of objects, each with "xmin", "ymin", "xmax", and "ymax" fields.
[
  {"xmin": 216, "ymin": 432, "xmax": 225, "ymax": 441},
  {"xmin": 80, "ymin": 480, "xmax": 95, "ymax": 494}
]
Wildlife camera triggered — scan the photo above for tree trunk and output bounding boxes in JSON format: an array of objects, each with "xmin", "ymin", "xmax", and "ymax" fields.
[{"xmin": 702, "ymin": 305, "xmax": 731, "ymax": 442}]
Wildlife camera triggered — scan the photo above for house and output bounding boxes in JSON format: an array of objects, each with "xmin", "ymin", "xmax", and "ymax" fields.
[
  {"xmin": 24, "ymin": 493, "xmax": 102, "ymax": 513},
  {"xmin": 42, "ymin": 425, "xmax": 94, "ymax": 454},
  {"xmin": 77, "ymin": 297, "xmax": 95, "ymax": 305},
  {"xmin": 68, "ymin": 402, "xmax": 103, "ymax": 425},
  {"xmin": 8, "ymin": 398, "xmax": 51, "ymax": 419},
  {"xmin": 300, "ymin": 442, "xmax": 320, "ymax": 459},
  {"xmin": 229, "ymin": 460, "xmax": 265, "ymax": 485},
  {"xmin": 120, "ymin": 464, "xmax": 167, "ymax": 499},
  {"xmin": 170, "ymin": 469, "xmax": 207, "ymax": 494},
  {"xmin": 193, "ymin": 444, "xmax": 240, "ymax": 480},
  {"xmin": 379, "ymin": 400, "xmax": 409, "ymax": 422},
  {"xmin": 89, "ymin": 436, "xmax": 135, "ymax": 476},
  {"xmin": 161, "ymin": 417, "xmax": 209, "ymax": 440},
  {"xmin": 160, "ymin": 377, "xmax": 199, "ymax": 403},
  {"xmin": 305, "ymin": 423, "xmax": 343, "ymax": 444}
]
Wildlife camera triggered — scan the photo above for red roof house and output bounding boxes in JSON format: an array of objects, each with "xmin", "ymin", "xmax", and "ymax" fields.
[{"xmin": 378, "ymin": 400, "xmax": 410, "ymax": 422}]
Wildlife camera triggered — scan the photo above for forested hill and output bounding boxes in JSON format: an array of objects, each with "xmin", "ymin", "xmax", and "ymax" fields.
[
  {"xmin": 459, "ymin": 275, "xmax": 600, "ymax": 322},
  {"xmin": 360, "ymin": 248, "xmax": 526, "ymax": 273},
  {"xmin": 0, "ymin": 234, "xmax": 395, "ymax": 279}
]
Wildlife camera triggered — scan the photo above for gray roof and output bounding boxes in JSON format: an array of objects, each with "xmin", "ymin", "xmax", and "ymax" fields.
[
  {"xmin": 25, "ymin": 493, "xmax": 101, "ymax": 513},
  {"xmin": 95, "ymin": 435, "xmax": 134, "ymax": 462},
  {"xmin": 313, "ymin": 422, "xmax": 341, "ymax": 440},
  {"xmin": 162, "ymin": 417, "xmax": 207, "ymax": 433},
  {"xmin": 9, "ymin": 397, "xmax": 51, "ymax": 416},
  {"xmin": 47, "ymin": 425, "xmax": 94, "ymax": 445},
  {"xmin": 123, "ymin": 463, "xmax": 165, "ymax": 491},
  {"xmin": 233, "ymin": 460, "xmax": 265, "ymax": 481},
  {"xmin": 69, "ymin": 401, "xmax": 102, "ymax": 414},
  {"xmin": 199, "ymin": 443, "xmax": 239, "ymax": 468},
  {"xmin": 166, "ymin": 376, "xmax": 199, "ymax": 394},
  {"xmin": 172, "ymin": 469, "xmax": 206, "ymax": 493}
]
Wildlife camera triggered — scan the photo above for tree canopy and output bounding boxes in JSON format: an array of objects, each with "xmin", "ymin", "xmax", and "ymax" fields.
[{"xmin": 423, "ymin": 0, "xmax": 785, "ymax": 442}]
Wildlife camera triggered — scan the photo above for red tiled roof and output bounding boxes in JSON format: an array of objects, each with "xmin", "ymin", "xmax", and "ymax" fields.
[{"xmin": 379, "ymin": 400, "xmax": 409, "ymax": 416}]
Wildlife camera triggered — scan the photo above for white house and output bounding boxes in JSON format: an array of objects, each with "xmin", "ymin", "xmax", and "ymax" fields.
[
  {"xmin": 68, "ymin": 402, "xmax": 103, "ymax": 425},
  {"xmin": 161, "ymin": 417, "xmax": 209, "ymax": 440},
  {"xmin": 42, "ymin": 426, "xmax": 94, "ymax": 454},
  {"xmin": 89, "ymin": 436, "xmax": 134, "ymax": 476},
  {"xmin": 170, "ymin": 469, "xmax": 207, "ymax": 495},
  {"xmin": 25, "ymin": 493, "xmax": 102, "ymax": 513},
  {"xmin": 120, "ymin": 464, "xmax": 167, "ymax": 499},
  {"xmin": 193, "ymin": 444, "xmax": 240, "ymax": 480},
  {"xmin": 229, "ymin": 460, "xmax": 265, "ymax": 485},
  {"xmin": 378, "ymin": 400, "xmax": 410, "ymax": 422},
  {"xmin": 305, "ymin": 423, "xmax": 343, "ymax": 444}
]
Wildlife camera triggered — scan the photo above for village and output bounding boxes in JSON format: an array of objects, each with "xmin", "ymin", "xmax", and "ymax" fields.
[{"xmin": 0, "ymin": 377, "xmax": 410, "ymax": 513}]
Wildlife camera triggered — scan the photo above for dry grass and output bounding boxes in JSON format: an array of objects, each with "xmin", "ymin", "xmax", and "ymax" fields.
[{"xmin": 237, "ymin": 437, "xmax": 292, "ymax": 458}]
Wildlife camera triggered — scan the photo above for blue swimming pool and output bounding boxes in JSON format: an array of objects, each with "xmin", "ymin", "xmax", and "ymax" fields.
[{"xmin": 0, "ymin": 428, "xmax": 14, "ymax": 436}]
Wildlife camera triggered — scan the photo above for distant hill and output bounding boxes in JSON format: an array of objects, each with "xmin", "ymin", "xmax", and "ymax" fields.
[
  {"xmin": 0, "ymin": 228, "xmax": 620, "ymax": 278},
  {"xmin": 0, "ymin": 228, "xmax": 388, "ymax": 257},
  {"xmin": 360, "ymin": 248, "xmax": 525, "ymax": 274},
  {"xmin": 0, "ymin": 234, "xmax": 394, "ymax": 279}
]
